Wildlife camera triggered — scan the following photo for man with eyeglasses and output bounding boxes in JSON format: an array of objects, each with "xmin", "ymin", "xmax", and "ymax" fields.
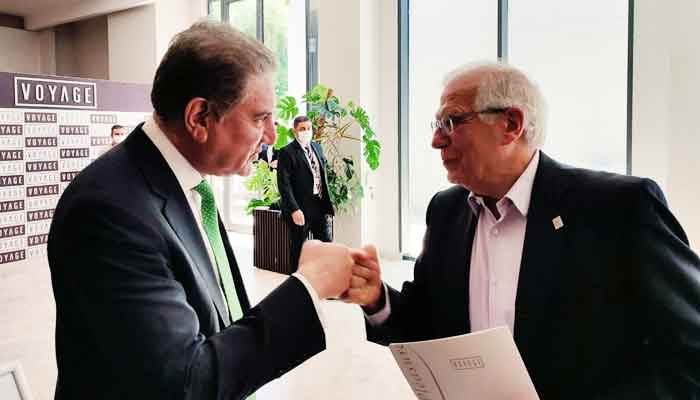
[{"xmin": 346, "ymin": 62, "xmax": 700, "ymax": 398}]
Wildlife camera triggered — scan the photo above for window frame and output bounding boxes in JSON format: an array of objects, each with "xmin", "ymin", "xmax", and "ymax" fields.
[
  {"xmin": 397, "ymin": 0, "xmax": 634, "ymax": 257},
  {"xmin": 207, "ymin": 0, "xmax": 318, "ymax": 232}
]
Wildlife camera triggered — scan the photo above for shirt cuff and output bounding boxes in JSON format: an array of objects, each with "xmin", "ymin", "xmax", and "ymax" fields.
[
  {"xmin": 292, "ymin": 272, "xmax": 327, "ymax": 332},
  {"xmin": 364, "ymin": 283, "xmax": 391, "ymax": 326}
]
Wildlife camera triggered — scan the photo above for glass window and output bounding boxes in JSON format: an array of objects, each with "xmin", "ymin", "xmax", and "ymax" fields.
[
  {"xmin": 209, "ymin": 0, "xmax": 222, "ymax": 20},
  {"xmin": 264, "ymin": 0, "xmax": 289, "ymax": 98},
  {"xmin": 208, "ymin": 0, "xmax": 310, "ymax": 231},
  {"xmin": 403, "ymin": 0, "xmax": 498, "ymax": 256},
  {"xmin": 508, "ymin": 0, "xmax": 629, "ymax": 173},
  {"xmin": 228, "ymin": 0, "xmax": 258, "ymax": 39},
  {"xmin": 401, "ymin": 0, "xmax": 630, "ymax": 257}
]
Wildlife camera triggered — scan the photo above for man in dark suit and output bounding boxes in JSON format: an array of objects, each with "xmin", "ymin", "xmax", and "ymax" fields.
[
  {"xmin": 48, "ymin": 21, "xmax": 354, "ymax": 400},
  {"xmin": 257, "ymin": 143, "xmax": 278, "ymax": 168},
  {"xmin": 346, "ymin": 62, "xmax": 700, "ymax": 399},
  {"xmin": 277, "ymin": 115, "xmax": 335, "ymax": 270}
]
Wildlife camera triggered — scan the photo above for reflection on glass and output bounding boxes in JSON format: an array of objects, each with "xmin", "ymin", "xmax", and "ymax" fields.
[
  {"xmin": 264, "ymin": 0, "xmax": 290, "ymax": 97},
  {"xmin": 509, "ymin": 0, "xmax": 628, "ymax": 173},
  {"xmin": 209, "ymin": 0, "xmax": 307, "ymax": 231},
  {"xmin": 405, "ymin": 1, "xmax": 497, "ymax": 256},
  {"xmin": 208, "ymin": 0, "xmax": 222, "ymax": 20},
  {"xmin": 229, "ymin": 0, "xmax": 257, "ymax": 39}
]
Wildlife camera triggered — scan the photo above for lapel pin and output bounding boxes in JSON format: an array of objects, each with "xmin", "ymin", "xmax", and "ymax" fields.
[{"xmin": 552, "ymin": 216, "xmax": 564, "ymax": 230}]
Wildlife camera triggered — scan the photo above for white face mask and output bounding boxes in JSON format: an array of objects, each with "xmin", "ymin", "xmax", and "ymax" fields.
[{"xmin": 297, "ymin": 129, "xmax": 313, "ymax": 145}]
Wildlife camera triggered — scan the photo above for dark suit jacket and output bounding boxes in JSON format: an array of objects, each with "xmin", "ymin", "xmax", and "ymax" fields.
[
  {"xmin": 367, "ymin": 152, "xmax": 700, "ymax": 399},
  {"xmin": 257, "ymin": 143, "xmax": 278, "ymax": 164},
  {"xmin": 48, "ymin": 126, "xmax": 325, "ymax": 400},
  {"xmin": 277, "ymin": 140, "xmax": 334, "ymax": 219}
]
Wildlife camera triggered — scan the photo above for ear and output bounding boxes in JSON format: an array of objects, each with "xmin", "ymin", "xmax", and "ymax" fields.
[
  {"xmin": 499, "ymin": 107, "xmax": 525, "ymax": 145},
  {"xmin": 183, "ymin": 97, "xmax": 210, "ymax": 144}
]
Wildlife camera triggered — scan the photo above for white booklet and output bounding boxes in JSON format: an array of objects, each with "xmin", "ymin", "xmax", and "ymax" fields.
[{"xmin": 389, "ymin": 326, "xmax": 539, "ymax": 400}]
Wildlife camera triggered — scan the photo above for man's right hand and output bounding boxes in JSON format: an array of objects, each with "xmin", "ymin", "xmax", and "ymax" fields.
[
  {"xmin": 343, "ymin": 245, "xmax": 384, "ymax": 313},
  {"xmin": 297, "ymin": 240, "xmax": 353, "ymax": 299},
  {"xmin": 292, "ymin": 210, "xmax": 305, "ymax": 226}
]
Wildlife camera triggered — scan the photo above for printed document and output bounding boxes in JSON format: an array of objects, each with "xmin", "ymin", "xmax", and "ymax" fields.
[{"xmin": 389, "ymin": 326, "xmax": 539, "ymax": 400}]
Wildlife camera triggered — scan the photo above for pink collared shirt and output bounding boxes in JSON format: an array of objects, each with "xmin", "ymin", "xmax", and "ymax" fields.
[
  {"xmin": 366, "ymin": 152, "xmax": 540, "ymax": 334},
  {"xmin": 468, "ymin": 151, "xmax": 540, "ymax": 333}
]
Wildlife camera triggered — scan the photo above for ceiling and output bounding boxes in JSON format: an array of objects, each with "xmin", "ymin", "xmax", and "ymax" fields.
[{"xmin": 0, "ymin": 0, "xmax": 89, "ymax": 17}]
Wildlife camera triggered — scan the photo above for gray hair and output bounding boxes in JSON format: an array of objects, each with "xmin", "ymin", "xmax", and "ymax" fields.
[
  {"xmin": 151, "ymin": 20, "xmax": 276, "ymax": 124},
  {"xmin": 444, "ymin": 61, "xmax": 547, "ymax": 148}
]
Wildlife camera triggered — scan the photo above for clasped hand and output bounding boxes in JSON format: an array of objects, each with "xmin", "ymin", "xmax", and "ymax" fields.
[{"xmin": 296, "ymin": 241, "xmax": 383, "ymax": 309}]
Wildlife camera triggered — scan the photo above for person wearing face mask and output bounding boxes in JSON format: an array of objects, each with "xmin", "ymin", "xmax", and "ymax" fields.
[
  {"xmin": 277, "ymin": 115, "xmax": 335, "ymax": 270},
  {"xmin": 110, "ymin": 124, "xmax": 128, "ymax": 146}
]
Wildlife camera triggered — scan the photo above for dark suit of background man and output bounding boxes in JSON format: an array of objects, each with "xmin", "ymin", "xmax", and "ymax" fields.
[
  {"xmin": 48, "ymin": 21, "xmax": 354, "ymax": 400},
  {"xmin": 347, "ymin": 62, "xmax": 700, "ymax": 399},
  {"xmin": 277, "ymin": 115, "xmax": 335, "ymax": 270},
  {"xmin": 257, "ymin": 143, "xmax": 278, "ymax": 169}
]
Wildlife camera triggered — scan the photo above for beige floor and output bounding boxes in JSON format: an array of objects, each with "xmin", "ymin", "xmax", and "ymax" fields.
[{"xmin": 229, "ymin": 232, "xmax": 417, "ymax": 400}]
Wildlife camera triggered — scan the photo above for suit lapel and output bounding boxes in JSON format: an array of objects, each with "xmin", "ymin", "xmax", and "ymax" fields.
[
  {"xmin": 219, "ymin": 217, "xmax": 251, "ymax": 312},
  {"xmin": 514, "ymin": 152, "xmax": 568, "ymax": 350},
  {"xmin": 128, "ymin": 128, "xmax": 232, "ymax": 327},
  {"xmin": 446, "ymin": 201, "xmax": 477, "ymax": 335},
  {"xmin": 311, "ymin": 141, "xmax": 330, "ymax": 184},
  {"xmin": 293, "ymin": 140, "xmax": 315, "ymax": 177}
]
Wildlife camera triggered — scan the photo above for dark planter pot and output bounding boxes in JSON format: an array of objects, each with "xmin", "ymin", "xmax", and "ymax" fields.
[{"xmin": 252, "ymin": 208, "xmax": 294, "ymax": 274}]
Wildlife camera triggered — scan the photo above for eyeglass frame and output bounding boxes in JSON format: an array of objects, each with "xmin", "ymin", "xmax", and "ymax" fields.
[{"xmin": 430, "ymin": 108, "xmax": 508, "ymax": 136}]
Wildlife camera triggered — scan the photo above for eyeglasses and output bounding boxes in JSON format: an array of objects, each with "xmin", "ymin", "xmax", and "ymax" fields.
[{"xmin": 430, "ymin": 108, "xmax": 507, "ymax": 136}]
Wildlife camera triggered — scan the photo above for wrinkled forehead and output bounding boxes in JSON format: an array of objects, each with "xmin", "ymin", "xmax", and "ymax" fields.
[{"xmin": 437, "ymin": 82, "xmax": 478, "ymax": 118}]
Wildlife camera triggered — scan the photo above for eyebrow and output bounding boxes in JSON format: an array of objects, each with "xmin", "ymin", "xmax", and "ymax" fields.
[
  {"xmin": 253, "ymin": 111, "xmax": 273, "ymax": 119},
  {"xmin": 435, "ymin": 105, "xmax": 468, "ymax": 120}
]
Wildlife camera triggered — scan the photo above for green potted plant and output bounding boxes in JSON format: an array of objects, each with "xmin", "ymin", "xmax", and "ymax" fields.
[
  {"xmin": 243, "ymin": 160, "xmax": 280, "ymax": 214},
  {"xmin": 258, "ymin": 83, "xmax": 381, "ymax": 215}
]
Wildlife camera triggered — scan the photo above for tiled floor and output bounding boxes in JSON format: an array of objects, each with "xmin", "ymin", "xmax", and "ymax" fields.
[{"xmin": 228, "ymin": 232, "xmax": 417, "ymax": 400}]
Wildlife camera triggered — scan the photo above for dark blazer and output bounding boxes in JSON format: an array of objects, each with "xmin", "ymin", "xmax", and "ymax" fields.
[
  {"xmin": 257, "ymin": 143, "xmax": 278, "ymax": 164},
  {"xmin": 367, "ymin": 152, "xmax": 700, "ymax": 399},
  {"xmin": 277, "ymin": 140, "xmax": 334, "ymax": 218},
  {"xmin": 48, "ymin": 126, "xmax": 325, "ymax": 400}
]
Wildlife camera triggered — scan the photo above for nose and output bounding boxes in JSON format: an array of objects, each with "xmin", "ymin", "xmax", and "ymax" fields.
[
  {"xmin": 431, "ymin": 129, "xmax": 449, "ymax": 149},
  {"xmin": 262, "ymin": 118, "xmax": 277, "ymax": 145}
]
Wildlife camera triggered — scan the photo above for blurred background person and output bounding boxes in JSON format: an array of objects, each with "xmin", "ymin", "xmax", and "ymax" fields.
[
  {"xmin": 110, "ymin": 124, "xmax": 128, "ymax": 147},
  {"xmin": 258, "ymin": 142, "xmax": 278, "ymax": 169}
]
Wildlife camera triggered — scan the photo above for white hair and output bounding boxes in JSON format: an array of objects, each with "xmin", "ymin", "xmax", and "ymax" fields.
[{"xmin": 444, "ymin": 61, "xmax": 547, "ymax": 148}]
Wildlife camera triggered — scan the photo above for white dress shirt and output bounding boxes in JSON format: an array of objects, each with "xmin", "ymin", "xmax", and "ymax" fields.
[
  {"xmin": 297, "ymin": 139, "xmax": 322, "ymax": 195},
  {"xmin": 467, "ymin": 151, "xmax": 539, "ymax": 333},
  {"xmin": 367, "ymin": 151, "xmax": 540, "ymax": 335},
  {"xmin": 142, "ymin": 117, "xmax": 325, "ymax": 328}
]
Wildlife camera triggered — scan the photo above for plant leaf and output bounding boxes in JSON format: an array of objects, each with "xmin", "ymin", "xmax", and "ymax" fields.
[
  {"xmin": 276, "ymin": 96, "xmax": 298, "ymax": 121},
  {"xmin": 274, "ymin": 125, "xmax": 294, "ymax": 149},
  {"xmin": 363, "ymin": 139, "xmax": 381, "ymax": 170}
]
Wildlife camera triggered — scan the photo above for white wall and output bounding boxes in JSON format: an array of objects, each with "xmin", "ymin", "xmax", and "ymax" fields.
[
  {"xmin": 107, "ymin": 0, "xmax": 206, "ymax": 84},
  {"xmin": 315, "ymin": 0, "xmax": 402, "ymax": 256},
  {"xmin": 0, "ymin": 27, "xmax": 55, "ymax": 74},
  {"xmin": 633, "ymin": 0, "xmax": 700, "ymax": 249},
  {"xmin": 154, "ymin": 0, "xmax": 205, "ymax": 63},
  {"xmin": 25, "ymin": 0, "xmax": 154, "ymax": 31},
  {"xmin": 317, "ymin": 0, "xmax": 363, "ymax": 248},
  {"xmin": 360, "ymin": 0, "xmax": 401, "ymax": 259},
  {"xmin": 55, "ymin": 16, "xmax": 110, "ymax": 80},
  {"xmin": 107, "ymin": 4, "xmax": 157, "ymax": 83}
]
